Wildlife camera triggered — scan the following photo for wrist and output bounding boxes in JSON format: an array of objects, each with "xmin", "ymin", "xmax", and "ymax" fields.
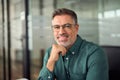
[{"xmin": 46, "ymin": 59, "xmax": 56, "ymax": 72}]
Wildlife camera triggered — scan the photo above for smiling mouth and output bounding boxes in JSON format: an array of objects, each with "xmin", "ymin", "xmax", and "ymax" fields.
[
  {"xmin": 57, "ymin": 37, "xmax": 69, "ymax": 44},
  {"xmin": 57, "ymin": 34, "xmax": 69, "ymax": 40}
]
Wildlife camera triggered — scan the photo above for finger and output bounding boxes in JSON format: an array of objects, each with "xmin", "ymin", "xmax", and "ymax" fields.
[{"xmin": 58, "ymin": 51, "xmax": 62, "ymax": 55}]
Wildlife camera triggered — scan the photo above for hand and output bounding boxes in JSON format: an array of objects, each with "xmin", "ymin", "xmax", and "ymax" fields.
[
  {"xmin": 49, "ymin": 44, "xmax": 67, "ymax": 61},
  {"xmin": 47, "ymin": 44, "xmax": 67, "ymax": 71}
]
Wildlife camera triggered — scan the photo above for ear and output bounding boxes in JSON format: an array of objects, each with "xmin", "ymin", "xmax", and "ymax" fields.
[{"xmin": 75, "ymin": 24, "xmax": 79, "ymax": 33}]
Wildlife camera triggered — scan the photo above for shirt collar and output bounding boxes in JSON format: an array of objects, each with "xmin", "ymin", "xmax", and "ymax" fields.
[{"xmin": 66, "ymin": 35, "xmax": 83, "ymax": 56}]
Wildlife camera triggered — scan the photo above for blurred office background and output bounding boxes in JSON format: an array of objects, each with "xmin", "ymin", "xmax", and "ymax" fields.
[{"xmin": 0, "ymin": 0, "xmax": 120, "ymax": 80}]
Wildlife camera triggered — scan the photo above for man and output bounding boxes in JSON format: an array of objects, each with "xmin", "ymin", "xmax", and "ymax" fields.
[{"xmin": 38, "ymin": 8, "xmax": 108, "ymax": 80}]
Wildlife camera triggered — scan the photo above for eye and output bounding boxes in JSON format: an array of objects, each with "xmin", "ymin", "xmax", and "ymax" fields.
[
  {"xmin": 64, "ymin": 24, "xmax": 72, "ymax": 28},
  {"xmin": 53, "ymin": 25, "xmax": 60, "ymax": 29}
]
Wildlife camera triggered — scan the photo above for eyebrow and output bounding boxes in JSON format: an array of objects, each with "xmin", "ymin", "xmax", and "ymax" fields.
[{"xmin": 52, "ymin": 23, "xmax": 73, "ymax": 26}]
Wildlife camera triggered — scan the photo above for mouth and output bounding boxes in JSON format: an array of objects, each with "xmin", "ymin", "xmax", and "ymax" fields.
[{"xmin": 57, "ymin": 34, "xmax": 69, "ymax": 42}]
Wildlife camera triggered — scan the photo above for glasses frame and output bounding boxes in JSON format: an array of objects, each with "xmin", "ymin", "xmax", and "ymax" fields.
[{"xmin": 52, "ymin": 23, "xmax": 76, "ymax": 31}]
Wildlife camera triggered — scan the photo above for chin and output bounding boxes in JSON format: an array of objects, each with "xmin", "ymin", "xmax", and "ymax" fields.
[{"xmin": 58, "ymin": 42, "xmax": 71, "ymax": 48}]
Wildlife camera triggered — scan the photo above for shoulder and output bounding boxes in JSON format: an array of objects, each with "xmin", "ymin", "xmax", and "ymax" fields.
[{"xmin": 80, "ymin": 39, "xmax": 104, "ymax": 56}]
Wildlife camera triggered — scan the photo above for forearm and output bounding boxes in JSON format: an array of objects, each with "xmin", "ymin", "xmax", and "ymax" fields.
[
  {"xmin": 38, "ymin": 48, "xmax": 55, "ymax": 80},
  {"xmin": 47, "ymin": 59, "xmax": 56, "ymax": 72}
]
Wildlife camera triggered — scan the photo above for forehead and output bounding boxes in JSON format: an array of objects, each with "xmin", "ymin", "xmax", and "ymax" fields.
[{"xmin": 52, "ymin": 15, "xmax": 74, "ymax": 25}]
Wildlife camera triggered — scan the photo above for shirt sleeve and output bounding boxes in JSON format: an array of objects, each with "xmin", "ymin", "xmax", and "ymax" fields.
[
  {"xmin": 86, "ymin": 47, "xmax": 109, "ymax": 80},
  {"xmin": 38, "ymin": 48, "xmax": 54, "ymax": 80},
  {"xmin": 38, "ymin": 66, "xmax": 54, "ymax": 80}
]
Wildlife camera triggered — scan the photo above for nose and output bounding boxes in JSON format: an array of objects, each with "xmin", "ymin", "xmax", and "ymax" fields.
[{"xmin": 59, "ymin": 27, "xmax": 66, "ymax": 34}]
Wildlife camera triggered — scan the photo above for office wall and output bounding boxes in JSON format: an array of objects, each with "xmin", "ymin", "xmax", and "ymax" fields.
[
  {"xmin": 99, "ymin": 0, "xmax": 120, "ymax": 46},
  {"xmin": 99, "ymin": 17, "xmax": 120, "ymax": 46}
]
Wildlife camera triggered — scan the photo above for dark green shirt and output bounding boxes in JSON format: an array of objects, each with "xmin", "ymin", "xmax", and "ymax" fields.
[{"xmin": 38, "ymin": 35, "xmax": 109, "ymax": 80}]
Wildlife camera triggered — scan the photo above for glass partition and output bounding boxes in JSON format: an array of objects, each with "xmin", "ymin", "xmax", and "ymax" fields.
[
  {"xmin": 0, "ymin": 0, "xmax": 3, "ymax": 79},
  {"xmin": 10, "ymin": 0, "xmax": 25, "ymax": 79},
  {"xmin": 0, "ymin": 0, "xmax": 120, "ymax": 80}
]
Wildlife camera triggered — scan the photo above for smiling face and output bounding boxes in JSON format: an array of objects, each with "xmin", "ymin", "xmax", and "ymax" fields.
[{"xmin": 52, "ymin": 15, "xmax": 79, "ymax": 49}]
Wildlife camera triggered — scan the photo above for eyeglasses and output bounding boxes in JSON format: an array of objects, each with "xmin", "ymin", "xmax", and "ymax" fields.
[{"xmin": 52, "ymin": 23, "xmax": 75, "ymax": 31}]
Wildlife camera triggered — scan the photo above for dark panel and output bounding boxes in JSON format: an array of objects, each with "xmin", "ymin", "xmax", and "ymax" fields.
[{"xmin": 102, "ymin": 46, "xmax": 120, "ymax": 80}]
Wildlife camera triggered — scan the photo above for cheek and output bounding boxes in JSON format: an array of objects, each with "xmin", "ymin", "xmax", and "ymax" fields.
[
  {"xmin": 70, "ymin": 32, "xmax": 76, "ymax": 38},
  {"xmin": 70, "ymin": 29, "xmax": 77, "ymax": 36},
  {"xmin": 53, "ymin": 32, "xmax": 57, "ymax": 38}
]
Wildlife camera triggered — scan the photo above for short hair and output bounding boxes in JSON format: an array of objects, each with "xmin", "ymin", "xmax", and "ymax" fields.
[{"xmin": 52, "ymin": 8, "xmax": 78, "ymax": 24}]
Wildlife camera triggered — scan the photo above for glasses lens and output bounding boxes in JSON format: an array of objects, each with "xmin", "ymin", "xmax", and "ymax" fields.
[{"xmin": 63, "ymin": 23, "xmax": 72, "ymax": 28}]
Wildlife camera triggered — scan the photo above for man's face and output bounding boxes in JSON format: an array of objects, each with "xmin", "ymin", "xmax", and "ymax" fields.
[{"xmin": 52, "ymin": 15, "xmax": 79, "ymax": 48}]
